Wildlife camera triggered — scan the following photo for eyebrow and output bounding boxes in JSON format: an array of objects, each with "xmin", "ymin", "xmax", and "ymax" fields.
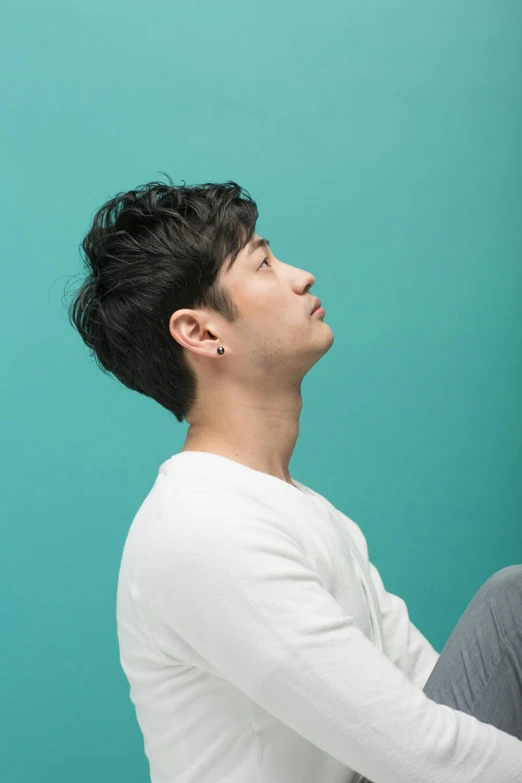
[
  {"xmin": 247, "ymin": 236, "xmax": 270, "ymax": 257},
  {"xmin": 223, "ymin": 236, "xmax": 271, "ymax": 274}
]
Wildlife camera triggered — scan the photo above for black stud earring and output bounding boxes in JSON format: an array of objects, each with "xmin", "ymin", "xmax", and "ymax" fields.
[{"xmin": 217, "ymin": 346, "xmax": 225, "ymax": 354}]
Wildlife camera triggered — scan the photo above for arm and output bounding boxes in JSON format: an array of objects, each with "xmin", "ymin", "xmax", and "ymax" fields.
[{"xmin": 143, "ymin": 490, "xmax": 522, "ymax": 783}]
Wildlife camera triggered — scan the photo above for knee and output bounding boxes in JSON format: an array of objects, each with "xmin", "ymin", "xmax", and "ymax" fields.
[{"xmin": 484, "ymin": 564, "xmax": 522, "ymax": 593}]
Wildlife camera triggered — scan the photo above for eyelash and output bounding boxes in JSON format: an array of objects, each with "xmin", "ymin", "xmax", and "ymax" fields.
[{"xmin": 260, "ymin": 257, "xmax": 271, "ymax": 269}]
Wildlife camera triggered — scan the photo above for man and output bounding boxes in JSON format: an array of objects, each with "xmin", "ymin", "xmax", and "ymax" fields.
[{"xmin": 69, "ymin": 176, "xmax": 522, "ymax": 782}]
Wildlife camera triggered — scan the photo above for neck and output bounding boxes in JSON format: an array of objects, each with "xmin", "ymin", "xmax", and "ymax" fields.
[{"xmin": 181, "ymin": 395, "xmax": 303, "ymax": 485}]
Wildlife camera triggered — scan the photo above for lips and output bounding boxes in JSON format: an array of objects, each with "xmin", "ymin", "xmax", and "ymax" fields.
[{"xmin": 311, "ymin": 298, "xmax": 322, "ymax": 314}]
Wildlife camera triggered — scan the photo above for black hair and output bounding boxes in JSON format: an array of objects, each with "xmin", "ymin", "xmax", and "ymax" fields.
[{"xmin": 65, "ymin": 173, "xmax": 258, "ymax": 423}]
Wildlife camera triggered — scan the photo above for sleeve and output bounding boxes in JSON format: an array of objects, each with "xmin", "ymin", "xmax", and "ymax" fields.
[
  {"xmin": 145, "ymin": 492, "xmax": 522, "ymax": 783},
  {"xmin": 337, "ymin": 510, "xmax": 441, "ymax": 690}
]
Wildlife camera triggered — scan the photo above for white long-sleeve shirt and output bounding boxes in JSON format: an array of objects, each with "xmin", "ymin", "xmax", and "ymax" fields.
[{"xmin": 116, "ymin": 450, "xmax": 522, "ymax": 782}]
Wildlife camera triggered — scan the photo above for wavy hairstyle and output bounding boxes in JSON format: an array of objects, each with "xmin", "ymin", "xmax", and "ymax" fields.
[{"xmin": 66, "ymin": 174, "xmax": 258, "ymax": 422}]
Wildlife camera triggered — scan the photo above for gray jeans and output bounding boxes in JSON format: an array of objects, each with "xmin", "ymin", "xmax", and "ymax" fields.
[{"xmin": 357, "ymin": 564, "xmax": 522, "ymax": 783}]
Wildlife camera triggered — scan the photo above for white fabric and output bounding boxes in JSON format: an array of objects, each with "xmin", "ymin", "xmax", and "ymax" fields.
[{"xmin": 116, "ymin": 451, "xmax": 522, "ymax": 782}]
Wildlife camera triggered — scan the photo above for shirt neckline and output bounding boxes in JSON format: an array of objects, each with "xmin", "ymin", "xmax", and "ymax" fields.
[{"xmin": 163, "ymin": 449, "xmax": 317, "ymax": 501}]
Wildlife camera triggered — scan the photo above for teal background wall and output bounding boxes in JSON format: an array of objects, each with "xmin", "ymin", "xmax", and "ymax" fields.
[{"xmin": 2, "ymin": 1, "xmax": 521, "ymax": 780}]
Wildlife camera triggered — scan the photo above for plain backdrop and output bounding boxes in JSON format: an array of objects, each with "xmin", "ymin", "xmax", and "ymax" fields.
[{"xmin": 1, "ymin": 1, "xmax": 521, "ymax": 780}]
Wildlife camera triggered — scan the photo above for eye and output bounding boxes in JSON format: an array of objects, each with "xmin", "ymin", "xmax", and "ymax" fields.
[{"xmin": 259, "ymin": 257, "xmax": 272, "ymax": 269}]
